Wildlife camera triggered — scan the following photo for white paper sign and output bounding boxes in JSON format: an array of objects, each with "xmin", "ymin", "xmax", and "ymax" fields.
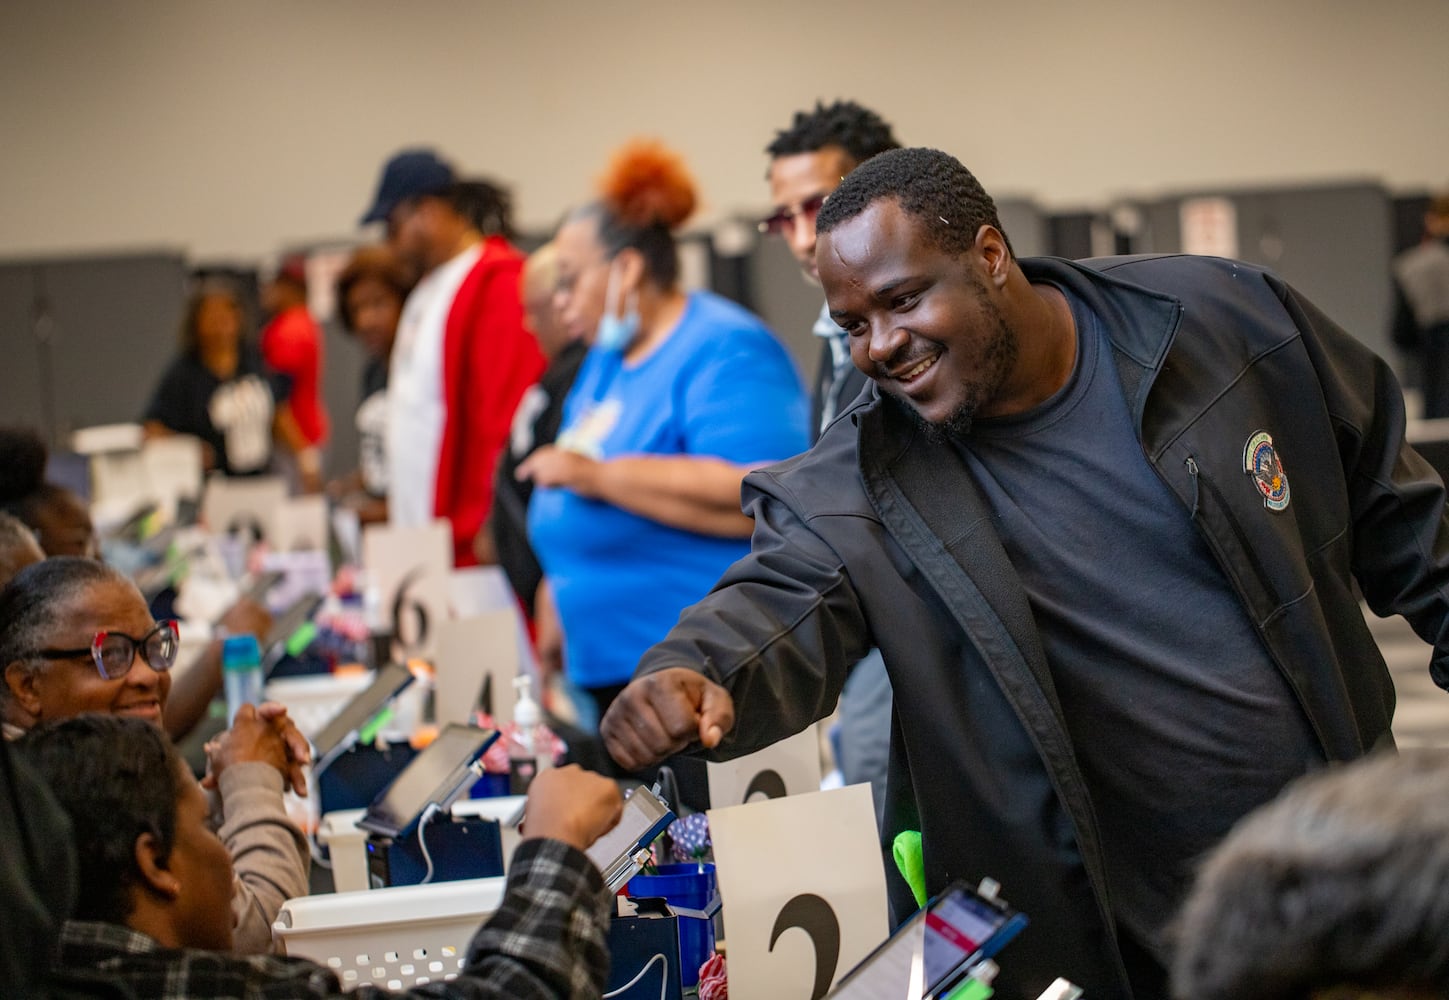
[
  {"xmin": 448, "ymin": 565, "xmax": 539, "ymax": 695},
  {"xmin": 201, "ymin": 475, "xmax": 288, "ymax": 544},
  {"xmin": 140, "ymin": 436, "xmax": 204, "ymax": 513},
  {"xmin": 1179, "ymin": 196, "xmax": 1239, "ymax": 258},
  {"xmin": 272, "ymin": 495, "xmax": 330, "ymax": 553},
  {"xmin": 433, "ymin": 611, "xmax": 520, "ymax": 727},
  {"xmin": 707, "ymin": 725, "xmax": 823, "ymax": 808},
  {"xmin": 362, "ymin": 520, "xmax": 452, "ymax": 659},
  {"xmin": 709, "ymin": 784, "xmax": 889, "ymax": 1000},
  {"xmin": 448, "ymin": 566, "xmax": 518, "ymax": 618}
]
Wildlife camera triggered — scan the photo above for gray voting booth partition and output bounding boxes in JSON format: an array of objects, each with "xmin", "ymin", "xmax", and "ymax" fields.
[
  {"xmin": 0, "ymin": 252, "xmax": 188, "ymax": 451},
  {"xmin": 0, "ymin": 250, "xmax": 372, "ymax": 480},
  {"xmin": 1131, "ymin": 182, "xmax": 1398, "ymax": 376}
]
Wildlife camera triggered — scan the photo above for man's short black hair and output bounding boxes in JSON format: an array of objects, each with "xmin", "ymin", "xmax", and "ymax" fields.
[
  {"xmin": 17, "ymin": 715, "xmax": 182, "ymax": 924},
  {"xmin": 765, "ymin": 100, "xmax": 901, "ymax": 165},
  {"xmin": 815, "ymin": 147, "xmax": 1012, "ymax": 260}
]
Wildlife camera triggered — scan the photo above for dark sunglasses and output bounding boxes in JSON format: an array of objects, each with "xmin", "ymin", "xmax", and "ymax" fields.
[
  {"xmin": 758, "ymin": 192, "xmax": 829, "ymax": 236},
  {"xmin": 32, "ymin": 620, "xmax": 180, "ymax": 681}
]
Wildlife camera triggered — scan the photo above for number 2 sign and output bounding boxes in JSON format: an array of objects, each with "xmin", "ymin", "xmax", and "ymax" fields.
[{"xmin": 708, "ymin": 784, "xmax": 888, "ymax": 1000}]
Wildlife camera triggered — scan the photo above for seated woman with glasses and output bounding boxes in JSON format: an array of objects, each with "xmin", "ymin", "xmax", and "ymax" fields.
[{"xmin": 0, "ymin": 557, "xmax": 309, "ymax": 955}]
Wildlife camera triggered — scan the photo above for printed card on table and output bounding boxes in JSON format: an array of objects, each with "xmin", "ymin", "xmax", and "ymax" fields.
[
  {"xmin": 707, "ymin": 724, "xmax": 823, "ymax": 808},
  {"xmin": 272, "ymin": 495, "xmax": 330, "ymax": 554},
  {"xmin": 201, "ymin": 475, "xmax": 287, "ymax": 544},
  {"xmin": 361, "ymin": 519, "xmax": 452, "ymax": 660},
  {"xmin": 709, "ymin": 784, "xmax": 889, "ymax": 1000}
]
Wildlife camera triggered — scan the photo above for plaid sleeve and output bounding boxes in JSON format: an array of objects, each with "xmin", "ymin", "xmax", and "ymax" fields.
[{"xmin": 443, "ymin": 838, "xmax": 612, "ymax": 1000}]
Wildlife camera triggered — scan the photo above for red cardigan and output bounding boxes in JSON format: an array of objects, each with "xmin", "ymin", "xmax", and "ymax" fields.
[{"xmin": 433, "ymin": 236, "xmax": 545, "ymax": 567}]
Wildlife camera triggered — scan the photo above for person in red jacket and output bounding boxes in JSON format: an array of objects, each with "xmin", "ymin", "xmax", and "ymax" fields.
[
  {"xmin": 360, "ymin": 149, "xmax": 544, "ymax": 566},
  {"xmin": 259, "ymin": 254, "xmax": 328, "ymax": 492}
]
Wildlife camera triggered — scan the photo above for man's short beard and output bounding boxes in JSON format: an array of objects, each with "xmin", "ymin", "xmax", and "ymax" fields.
[
  {"xmin": 898, "ymin": 303, "xmax": 1019, "ymax": 445},
  {"xmin": 901, "ymin": 396, "xmax": 976, "ymax": 443}
]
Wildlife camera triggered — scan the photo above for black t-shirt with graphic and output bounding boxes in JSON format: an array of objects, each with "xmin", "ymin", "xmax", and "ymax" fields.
[{"xmin": 144, "ymin": 346, "xmax": 290, "ymax": 476}]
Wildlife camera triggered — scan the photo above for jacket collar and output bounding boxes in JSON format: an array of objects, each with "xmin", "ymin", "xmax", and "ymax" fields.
[{"xmin": 1019, "ymin": 256, "xmax": 1184, "ymax": 430}]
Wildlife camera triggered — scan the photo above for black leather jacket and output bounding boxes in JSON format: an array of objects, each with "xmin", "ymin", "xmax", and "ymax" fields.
[{"xmin": 639, "ymin": 254, "xmax": 1449, "ymax": 999}]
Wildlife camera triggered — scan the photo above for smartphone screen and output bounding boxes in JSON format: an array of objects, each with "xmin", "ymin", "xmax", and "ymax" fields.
[
  {"xmin": 827, "ymin": 881, "xmax": 1025, "ymax": 999},
  {"xmin": 585, "ymin": 786, "xmax": 673, "ymax": 890},
  {"xmin": 922, "ymin": 887, "xmax": 1014, "ymax": 989}
]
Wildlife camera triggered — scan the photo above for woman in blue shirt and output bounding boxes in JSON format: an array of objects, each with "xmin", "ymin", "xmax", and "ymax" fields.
[{"xmin": 521, "ymin": 141, "xmax": 809, "ymax": 729}]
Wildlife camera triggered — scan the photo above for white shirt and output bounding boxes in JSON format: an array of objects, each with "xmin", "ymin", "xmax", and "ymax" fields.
[{"xmin": 386, "ymin": 244, "xmax": 482, "ymax": 528}]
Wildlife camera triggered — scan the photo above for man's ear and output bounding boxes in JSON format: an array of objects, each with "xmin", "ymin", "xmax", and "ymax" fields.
[
  {"xmin": 4, "ymin": 660, "xmax": 42, "ymax": 719},
  {"xmin": 133, "ymin": 831, "xmax": 181, "ymax": 900},
  {"xmin": 974, "ymin": 225, "xmax": 1012, "ymax": 289}
]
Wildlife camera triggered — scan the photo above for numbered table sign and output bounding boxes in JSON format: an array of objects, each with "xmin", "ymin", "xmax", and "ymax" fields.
[
  {"xmin": 201, "ymin": 474, "xmax": 287, "ymax": 544},
  {"xmin": 433, "ymin": 611, "xmax": 520, "ymax": 726},
  {"xmin": 707, "ymin": 725, "xmax": 822, "ymax": 808},
  {"xmin": 708, "ymin": 784, "xmax": 889, "ymax": 1000},
  {"xmin": 272, "ymin": 495, "xmax": 329, "ymax": 553},
  {"xmin": 361, "ymin": 520, "xmax": 452, "ymax": 659}
]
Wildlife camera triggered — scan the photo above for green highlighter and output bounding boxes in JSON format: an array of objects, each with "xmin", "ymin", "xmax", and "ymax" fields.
[
  {"xmin": 285, "ymin": 621, "xmax": 319, "ymax": 658},
  {"xmin": 892, "ymin": 829, "xmax": 928, "ymax": 908}
]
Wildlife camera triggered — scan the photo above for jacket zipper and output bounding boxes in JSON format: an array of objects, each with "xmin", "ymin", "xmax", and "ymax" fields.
[
  {"xmin": 1182, "ymin": 454, "xmax": 1332, "ymax": 756},
  {"xmin": 1184, "ymin": 455, "xmax": 1278, "ymax": 608}
]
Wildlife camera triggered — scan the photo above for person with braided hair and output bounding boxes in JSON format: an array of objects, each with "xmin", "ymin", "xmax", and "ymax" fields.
[{"xmin": 520, "ymin": 140, "xmax": 809, "ymax": 729}]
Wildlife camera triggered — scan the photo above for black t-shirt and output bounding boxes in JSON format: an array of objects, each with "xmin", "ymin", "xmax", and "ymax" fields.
[
  {"xmin": 361, "ymin": 356, "xmax": 388, "ymax": 402},
  {"xmin": 958, "ymin": 287, "xmax": 1322, "ymax": 979},
  {"xmin": 144, "ymin": 346, "xmax": 289, "ymax": 476},
  {"xmin": 491, "ymin": 340, "xmax": 588, "ymax": 617}
]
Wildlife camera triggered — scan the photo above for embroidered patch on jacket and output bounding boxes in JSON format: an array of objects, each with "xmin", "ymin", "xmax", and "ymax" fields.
[{"xmin": 1243, "ymin": 430, "xmax": 1290, "ymax": 511}]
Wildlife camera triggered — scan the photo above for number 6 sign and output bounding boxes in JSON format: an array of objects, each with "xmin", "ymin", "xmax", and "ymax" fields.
[{"xmin": 361, "ymin": 520, "xmax": 452, "ymax": 659}]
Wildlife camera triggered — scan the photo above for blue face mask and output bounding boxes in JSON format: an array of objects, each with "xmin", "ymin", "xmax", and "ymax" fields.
[{"xmin": 596, "ymin": 261, "xmax": 639, "ymax": 352}]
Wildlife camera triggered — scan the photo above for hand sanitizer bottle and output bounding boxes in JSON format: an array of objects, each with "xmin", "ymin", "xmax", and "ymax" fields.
[{"xmin": 508, "ymin": 675, "xmax": 552, "ymax": 795}]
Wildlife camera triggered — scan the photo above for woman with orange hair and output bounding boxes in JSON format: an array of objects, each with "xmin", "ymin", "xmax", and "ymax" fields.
[{"xmin": 520, "ymin": 141, "xmax": 809, "ymax": 728}]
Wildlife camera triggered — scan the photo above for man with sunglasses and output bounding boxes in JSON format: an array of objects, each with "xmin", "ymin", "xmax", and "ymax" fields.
[
  {"xmin": 763, "ymin": 101, "xmax": 902, "ymax": 438},
  {"xmin": 1, "ymin": 556, "xmax": 309, "ymax": 955},
  {"xmin": 759, "ymin": 101, "xmax": 902, "ymax": 822}
]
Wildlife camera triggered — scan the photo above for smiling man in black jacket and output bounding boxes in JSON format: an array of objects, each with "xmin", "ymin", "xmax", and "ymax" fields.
[{"xmin": 601, "ymin": 148, "xmax": 1449, "ymax": 1000}]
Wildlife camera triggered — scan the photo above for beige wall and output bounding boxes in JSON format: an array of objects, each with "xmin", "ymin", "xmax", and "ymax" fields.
[{"xmin": 1, "ymin": 0, "xmax": 1445, "ymax": 261}]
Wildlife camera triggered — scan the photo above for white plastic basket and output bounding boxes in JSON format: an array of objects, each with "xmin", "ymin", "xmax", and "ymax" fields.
[
  {"xmin": 264, "ymin": 672, "xmax": 376, "ymax": 741},
  {"xmin": 274, "ymin": 877, "xmax": 507, "ymax": 990}
]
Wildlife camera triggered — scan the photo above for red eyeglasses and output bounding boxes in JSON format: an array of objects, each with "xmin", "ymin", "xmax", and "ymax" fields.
[{"xmin": 32, "ymin": 620, "xmax": 180, "ymax": 681}]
